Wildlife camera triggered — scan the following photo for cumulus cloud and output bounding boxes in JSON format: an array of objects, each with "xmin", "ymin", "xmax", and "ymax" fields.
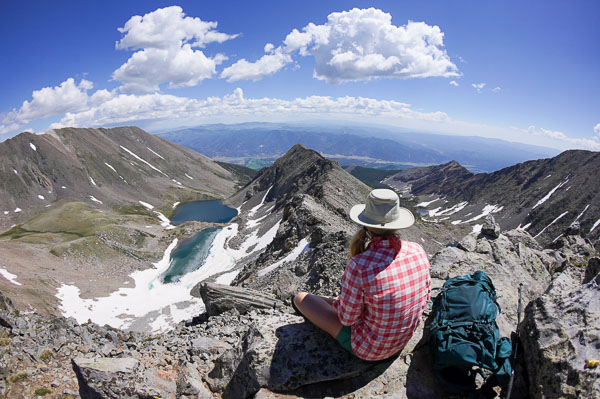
[
  {"xmin": 113, "ymin": 6, "xmax": 236, "ymax": 92},
  {"xmin": 0, "ymin": 78, "xmax": 95, "ymax": 133},
  {"xmin": 49, "ymin": 88, "xmax": 449, "ymax": 130},
  {"xmin": 221, "ymin": 50, "xmax": 292, "ymax": 82},
  {"xmin": 472, "ymin": 83, "xmax": 486, "ymax": 93},
  {"xmin": 221, "ymin": 7, "xmax": 459, "ymax": 83},
  {"xmin": 449, "ymin": 80, "xmax": 459, "ymax": 87},
  {"xmin": 594, "ymin": 123, "xmax": 600, "ymax": 137}
]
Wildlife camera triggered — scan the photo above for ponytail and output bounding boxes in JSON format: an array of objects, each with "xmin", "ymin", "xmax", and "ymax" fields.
[
  {"xmin": 348, "ymin": 227, "xmax": 401, "ymax": 260},
  {"xmin": 349, "ymin": 227, "xmax": 369, "ymax": 260}
]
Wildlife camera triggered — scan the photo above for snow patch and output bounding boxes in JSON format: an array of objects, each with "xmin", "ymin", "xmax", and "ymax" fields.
[
  {"xmin": 172, "ymin": 202, "xmax": 180, "ymax": 209},
  {"xmin": 120, "ymin": 145, "xmax": 168, "ymax": 177},
  {"xmin": 0, "ymin": 268, "xmax": 21, "ymax": 286},
  {"xmin": 13, "ymin": 169, "xmax": 17, "ymax": 175},
  {"xmin": 215, "ymin": 269, "xmax": 241, "ymax": 285},
  {"xmin": 155, "ymin": 211, "xmax": 175, "ymax": 230},
  {"xmin": 428, "ymin": 201, "xmax": 468, "ymax": 217},
  {"xmin": 89, "ymin": 177, "xmax": 96, "ymax": 186},
  {"xmin": 462, "ymin": 205, "xmax": 504, "ymax": 223},
  {"xmin": 37, "ymin": 195, "xmax": 45, "ymax": 200},
  {"xmin": 517, "ymin": 223, "xmax": 532, "ymax": 231},
  {"xmin": 14, "ymin": 208, "xmax": 21, "ymax": 213},
  {"xmin": 532, "ymin": 179, "xmax": 569, "ymax": 209},
  {"xmin": 472, "ymin": 224, "xmax": 483, "ymax": 233},
  {"xmin": 416, "ymin": 198, "xmax": 440, "ymax": 207},
  {"xmin": 55, "ymin": 239, "xmax": 206, "ymax": 332},
  {"xmin": 104, "ymin": 162, "xmax": 117, "ymax": 173},
  {"xmin": 248, "ymin": 186, "xmax": 273, "ymax": 217},
  {"xmin": 3, "ymin": 211, "xmax": 8, "ymax": 215},
  {"xmin": 257, "ymin": 238, "xmax": 310, "ymax": 277},
  {"xmin": 573, "ymin": 205, "xmax": 590, "ymax": 223},
  {"xmin": 61, "ymin": 185, "xmax": 66, "ymax": 189},
  {"xmin": 139, "ymin": 201, "xmax": 154, "ymax": 210},
  {"xmin": 146, "ymin": 147, "xmax": 165, "ymax": 160},
  {"xmin": 534, "ymin": 211, "xmax": 569, "ymax": 238},
  {"xmin": 89, "ymin": 196, "xmax": 103, "ymax": 204},
  {"xmin": 185, "ymin": 173, "xmax": 194, "ymax": 180},
  {"xmin": 29, "ymin": 143, "xmax": 36, "ymax": 151},
  {"xmin": 590, "ymin": 218, "xmax": 600, "ymax": 234}
]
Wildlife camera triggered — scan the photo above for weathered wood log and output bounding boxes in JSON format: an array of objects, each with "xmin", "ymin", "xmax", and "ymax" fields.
[{"xmin": 191, "ymin": 282, "xmax": 284, "ymax": 316}]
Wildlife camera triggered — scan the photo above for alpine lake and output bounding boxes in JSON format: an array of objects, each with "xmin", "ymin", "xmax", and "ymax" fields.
[{"xmin": 162, "ymin": 200, "xmax": 237, "ymax": 283}]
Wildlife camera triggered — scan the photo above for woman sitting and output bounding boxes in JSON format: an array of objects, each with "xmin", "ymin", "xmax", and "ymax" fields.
[{"xmin": 294, "ymin": 189, "xmax": 431, "ymax": 361}]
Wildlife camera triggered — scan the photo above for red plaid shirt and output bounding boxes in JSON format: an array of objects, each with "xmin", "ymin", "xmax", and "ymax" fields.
[{"xmin": 333, "ymin": 236, "xmax": 431, "ymax": 361}]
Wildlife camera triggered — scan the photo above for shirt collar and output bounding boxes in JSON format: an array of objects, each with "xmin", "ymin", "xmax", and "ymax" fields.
[{"xmin": 369, "ymin": 235, "xmax": 402, "ymax": 253}]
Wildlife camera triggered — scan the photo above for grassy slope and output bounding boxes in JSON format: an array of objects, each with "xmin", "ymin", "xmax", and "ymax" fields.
[{"xmin": 342, "ymin": 165, "xmax": 404, "ymax": 189}]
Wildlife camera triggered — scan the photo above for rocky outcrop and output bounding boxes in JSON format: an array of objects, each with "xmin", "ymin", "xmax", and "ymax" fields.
[
  {"xmin": 521, "ymin": 256, "xmax": 600, "ymax": 398},
  {"xmin": 2, "ymin": 221, "xmax": 599, "ymax": 397},
  {"xmin": 192, "ymin": 282, "xmax": 284, "ymax": 316}
]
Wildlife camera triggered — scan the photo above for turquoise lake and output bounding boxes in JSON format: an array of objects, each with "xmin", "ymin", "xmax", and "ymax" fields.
[{"xmin": 162, "ymin": 200, "xmax": 237, "ymax": 283}]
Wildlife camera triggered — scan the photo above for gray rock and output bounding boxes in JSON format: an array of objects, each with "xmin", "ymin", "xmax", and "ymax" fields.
[
  {"xmin": 481, "ymin": 214, "xmax": 501, "ymax": 239},
  {"xmin": 583, "ymin": 257, "xmax": 600, "ymax": 284},
  {"xmin": 206, "ymin": 312, "xmax": 376, "ymax": 398},
  {"xmin": 193, "ymin": 282, "xmax": 284, "ymax": 316},
  {"xmin": 190, "ymin": 336, "xmax": 231, "ymax": 356},
  {"xmin": 521, "ymin": 274, "xmax": 600, "ymax": 398},
  {"xmin": 566, "ymin": 221, "xmax": 581, "ymax": 236},
  {"xmin": 457, "ymin": 233, "xmax": 477, "ymax": 252}
]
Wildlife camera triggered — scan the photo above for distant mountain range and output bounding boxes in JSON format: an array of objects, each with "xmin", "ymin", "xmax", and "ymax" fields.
[
  {"xmin": 157, "ymin": 122, "xmax": 560, "ymax": 172},
  {"xmin": 383, "ymin": 151, "xmax": 600, "ymax": 247}
]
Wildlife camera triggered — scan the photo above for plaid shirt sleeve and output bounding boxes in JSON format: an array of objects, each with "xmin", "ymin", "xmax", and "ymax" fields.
[{"xmin": 333, "ymin": 258, "xmax": 363, "ymax": 326}]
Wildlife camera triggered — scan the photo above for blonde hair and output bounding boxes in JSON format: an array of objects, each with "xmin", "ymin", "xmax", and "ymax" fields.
[{"xmin": 348, "ymin": 227, "xmax": 398, "ymax": 260}]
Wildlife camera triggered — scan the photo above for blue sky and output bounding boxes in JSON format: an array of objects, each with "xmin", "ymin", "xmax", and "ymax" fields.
[{"xmin": 1, "ymin": 0, "xmax": 599, "ymax": 151}]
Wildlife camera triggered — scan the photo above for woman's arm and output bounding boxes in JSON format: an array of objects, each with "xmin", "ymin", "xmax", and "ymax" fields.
[{"xmin": 334, "ymin": 259, "xmax": 363, "ymax": 326}]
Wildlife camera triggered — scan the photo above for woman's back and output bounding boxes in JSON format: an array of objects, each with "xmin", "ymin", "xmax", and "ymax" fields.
[{"xmin": 336, "ymin": 236, "xmax": 431, "ymax": 361}]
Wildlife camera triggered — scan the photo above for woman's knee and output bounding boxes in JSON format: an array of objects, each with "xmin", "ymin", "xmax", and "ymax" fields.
[{"xmin": 294, "ymin": 292, "xmax": 308, "ymax": 308}]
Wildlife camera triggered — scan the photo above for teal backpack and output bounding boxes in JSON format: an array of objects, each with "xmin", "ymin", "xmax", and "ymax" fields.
[{"xmin": 428, "ymin": 270, "xmax": 513, "ymax": 393}]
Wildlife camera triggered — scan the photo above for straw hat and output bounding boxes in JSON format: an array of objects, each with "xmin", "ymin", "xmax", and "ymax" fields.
[{"xmin": 349, "ymin": 189, "xmax": 414, "ymax": 230}]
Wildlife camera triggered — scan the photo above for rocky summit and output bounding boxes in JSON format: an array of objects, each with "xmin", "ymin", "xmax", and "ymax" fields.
[{"xmin": 1, "ymin": 136, "xmax": 599, "ymax": 398}]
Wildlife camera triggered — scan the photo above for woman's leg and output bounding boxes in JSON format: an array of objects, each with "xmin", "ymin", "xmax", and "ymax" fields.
[{"xmin": 294, "ymin": 292, "xmax": 343, "ymax": 338}]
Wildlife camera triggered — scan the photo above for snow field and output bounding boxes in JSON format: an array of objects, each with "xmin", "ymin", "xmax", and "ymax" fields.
[{"xmin": 0, "ymin": 268, "xmax": 22, "ymax": 286}]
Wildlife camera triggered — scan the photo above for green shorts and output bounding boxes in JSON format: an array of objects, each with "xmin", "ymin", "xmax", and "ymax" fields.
[{"xmin": 336, "ymin": 326, "xmax": 354, "ymax": 354}]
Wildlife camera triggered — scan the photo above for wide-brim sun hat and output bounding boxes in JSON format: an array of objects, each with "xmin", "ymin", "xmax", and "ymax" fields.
[{"xmin": 349, "ymin": 189, "xmax": 414, "ymax": 230}]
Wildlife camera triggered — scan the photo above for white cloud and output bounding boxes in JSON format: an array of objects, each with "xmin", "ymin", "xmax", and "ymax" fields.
[
  {"xmin": 220, "ymin": 7, "xmax": 459, "ymax": 84},
  {"xmin": 449, "ymin": 80, "xmax": 459, "ymax": 87},
  {"xmin": 48, "ymin": 88, "xmax": 449, "ymax": 131},
  {"xmin": 0, "ymin": 78, "xmax": 94, "ymax": 133},
  {"xmin": 525, "ymin": 125, "xmax": 600, "ymax": 150},
  {"xmin": 15, "ymin": 78, "xmax": 92, "ymax": 122},
  {"xmin": 472, "ymin": 83, "xmax": 486, "ymax": 92},
  {"xmin": 221, "ymin": 50, "xmax": 292, "ymax": 82},
  {"xmin": 492, "ymin": 86, "xmax": 502, "ymax": 93},
  {"xmin": 113, "ymin": 6, "xmax": 236, "ymax": 93},
  {"xmin": 594, "ymin": 123, "xmax": 600, "ymax": 137}
]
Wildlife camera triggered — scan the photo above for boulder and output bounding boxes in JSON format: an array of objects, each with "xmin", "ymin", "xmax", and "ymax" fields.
[
  {"xmin": 481, "ymin": 214, "xmax": 501, "ymax": 239},
  {"xmin": 72, "ymin": 357, "xmax": 177, "ymax": 398},
  {"xmin": 192, "ymin": 282, "xmax": 284, "ymax": 316},
  {"xmin": 206, "ymin": 312, "xmax": 374, "ymax": 398},
  {"xmin": 521, "ymin": 274, "xmax": 600, "ymax": 398}
]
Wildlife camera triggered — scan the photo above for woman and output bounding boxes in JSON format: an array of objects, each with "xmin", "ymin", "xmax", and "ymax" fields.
[{"xmin": 294, "ymin": 188, "xmax": 431, "ymax": 361}]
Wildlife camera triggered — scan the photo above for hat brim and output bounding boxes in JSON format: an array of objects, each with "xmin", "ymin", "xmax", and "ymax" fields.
[{"xmin": 349, "ymin": 204, "xmax": 415, "ymax": 230}]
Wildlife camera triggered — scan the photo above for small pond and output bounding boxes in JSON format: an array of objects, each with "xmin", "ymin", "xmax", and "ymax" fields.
[{"xmin": 162, "ymin": 200, "xmax": 237, "ymax": 283}]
